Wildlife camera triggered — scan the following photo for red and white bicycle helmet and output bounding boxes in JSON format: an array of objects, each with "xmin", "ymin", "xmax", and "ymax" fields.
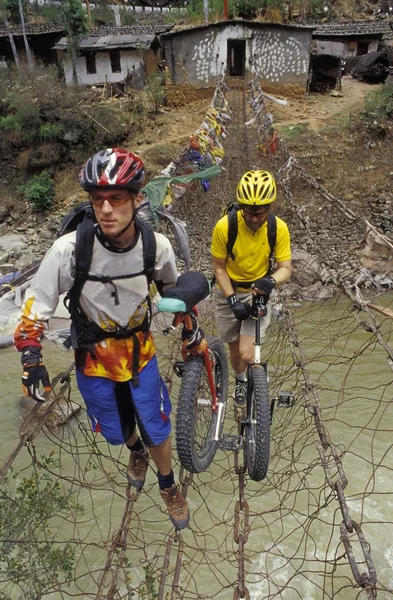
[{"xmin": 79, "ymin": 148, "xmax": 145, "ymax": 194}]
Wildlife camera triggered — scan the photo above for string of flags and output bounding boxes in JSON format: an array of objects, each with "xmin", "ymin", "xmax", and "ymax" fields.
[{"xmin": 139, "ymin": 77, "xmax": 231, "ymax": 269}]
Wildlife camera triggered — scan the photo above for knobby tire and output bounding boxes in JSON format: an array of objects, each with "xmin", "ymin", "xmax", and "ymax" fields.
[
  {"xmin": 176, "ymin": 336, "xmax": 228, "ymax": 473},
  {"xmin": 245, "ymin": 365, "xmax": 270, "ymax": 481}
]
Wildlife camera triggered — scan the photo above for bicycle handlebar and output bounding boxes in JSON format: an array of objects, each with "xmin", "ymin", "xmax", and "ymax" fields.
[{"xmin": 249, "ymin": 287, "xmax": 268, "ymax": 318}]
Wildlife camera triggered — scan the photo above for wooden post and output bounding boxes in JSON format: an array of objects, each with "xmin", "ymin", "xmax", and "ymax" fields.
[
  {"xmin": 85, "ymin": 0, "xmax": 93, "ymax": 27},
  {"xmin": 223, "ymin": 0, "xmax": 229, "ymax": 20}
]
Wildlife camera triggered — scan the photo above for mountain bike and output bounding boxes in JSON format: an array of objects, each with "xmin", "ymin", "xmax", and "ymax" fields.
[
  {"xmin": 220, "ymin": 293, "xmax": 295, "ymax": 482},
  {"xmin": 242, "ymin": 293, "xmax": 271, "ymax": 481},
  {"xmin": 156, "ymin": 273, "xmax": 228, "ymax": 473}
]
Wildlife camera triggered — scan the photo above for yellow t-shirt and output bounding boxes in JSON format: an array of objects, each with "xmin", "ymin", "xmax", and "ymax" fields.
[{"xmin": 211, "ymin": 211, "xmax": 291, "ymax": 283}]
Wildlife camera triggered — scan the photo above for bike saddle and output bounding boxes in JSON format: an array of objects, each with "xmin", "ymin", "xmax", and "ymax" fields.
[{"xmin": 158, "ymin": 271, "xmax": 211, "ymax": 313}]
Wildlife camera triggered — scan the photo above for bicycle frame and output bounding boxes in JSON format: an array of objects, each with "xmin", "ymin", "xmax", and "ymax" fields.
[
  {"xmin": 239, "ymin": 294, "xmax": 268, "ymax": 439},
  {"xmin": 249, "ymin": 294, "xmax": 268, "ymax": 366},
  {"xmin": 164, "ymin": 308, "xmax": 220, "ymax": 413}
]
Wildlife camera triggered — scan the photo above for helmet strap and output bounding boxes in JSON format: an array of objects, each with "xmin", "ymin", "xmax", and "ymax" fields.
[
  {"xmin": 115, "ymin": 214, "xmax": 134, "ymax": 238},
  {"xmin": 114, "ymin": 196, "xmax": 136, "ymax": 238}
]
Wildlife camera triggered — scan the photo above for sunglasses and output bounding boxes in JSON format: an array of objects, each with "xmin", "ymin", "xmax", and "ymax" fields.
[
  {"xmin": 90, "ymin": 193, "xmax": 133, "ymax": 207},
  {"xmin": 241, "ymin": 206, "xmax": 270, "ymax": 217}
]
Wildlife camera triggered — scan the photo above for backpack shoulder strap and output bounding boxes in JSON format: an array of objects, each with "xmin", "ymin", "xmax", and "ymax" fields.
[
  {"xmin": 267, "ymin": 212, "xmax": 277, "ymax": 275},
  {"xmin": 267, "ymin": 212, "xmax": 277, "ymax": 260},
  {"xmin": 58, "ymin": 201, "xmax": 92, "ymax": 238},
  {"xmin": 64, "ymin": 211, "xmax": 95, "ymax": 348},
  {"xmin": 74, "ymin": 211, "xmax": 95, "ymax": 280},
  {"xmin": 135, "ymin": 218, "xmax": 157, "ymax": 284},
  {"xmin": 226, "ymin": 204, "xmax": 239, "ymax": 261}
]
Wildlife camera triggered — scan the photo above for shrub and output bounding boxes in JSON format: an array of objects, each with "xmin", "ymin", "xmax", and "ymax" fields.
[
  {"xmin": 20, "ymin": 170, "xmax": 56, "ymax": 211},
  {"xmin": 145, "ymin": 71, "xmax": 166, "ymax": 113},
  {"xmin": 39, "ymin": 122, "xmax": 65, "ymax": 142},
  {"xmin": 90, "ymin": 3, "xmax": 115, "ymax": 27},
  {"xmin": 0, "ymin": 456, "xmax": 79, "ymax": 598},
  {"xmin": 29, "ymin": 4, "xmax": 63, "ymax": 23},
  {"xmin": 235, "ymin": 0, "xmax": 259, "ymax": 19},
  {"xmin": 119, "ymin": 7, "xmax": 136, "ymax": 25},
  {"xmin": 362, "ymin": 84, "xmax": 393, "ymax": 126},
  {"xmin": 0, "ymin": 115, "xmax": 19, "ymax": 131}
]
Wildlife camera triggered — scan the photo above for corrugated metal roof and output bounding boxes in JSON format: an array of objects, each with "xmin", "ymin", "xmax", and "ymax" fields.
[{"xmin": 54, "ymin": 32, "xmax": 156, "ymax": 51}]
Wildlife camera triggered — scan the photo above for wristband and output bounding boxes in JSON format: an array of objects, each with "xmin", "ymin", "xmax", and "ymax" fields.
[
  {"xmin": 266, "ymin": 276, "xmax": 276, "ymax": 288},
  {"xmin": 226, "ymin": 293, "xmax": 238, "ymax": 307}
]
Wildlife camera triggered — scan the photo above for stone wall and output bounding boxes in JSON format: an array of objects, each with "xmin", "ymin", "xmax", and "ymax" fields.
[{"xmin": 165, "ymin": 83, "xmax": 215, "ymax": 107}]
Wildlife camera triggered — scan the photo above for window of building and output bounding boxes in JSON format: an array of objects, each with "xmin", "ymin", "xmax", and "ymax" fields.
[
  {"xmin": 356, "ymin": 42, "xmax": 369, "ymax": 56},
  {"xmin": 110, "ymin": 49, "xmax": 121, "ymax": 73},
  {"xmin": 85, "ymin": 51, "xmax": 97, "ymax": 74}
]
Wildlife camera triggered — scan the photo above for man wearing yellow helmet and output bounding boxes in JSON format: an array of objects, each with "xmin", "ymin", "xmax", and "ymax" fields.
[{"xmin": 211, "ymin": 170, "xmax": 292, "ymax": 407}]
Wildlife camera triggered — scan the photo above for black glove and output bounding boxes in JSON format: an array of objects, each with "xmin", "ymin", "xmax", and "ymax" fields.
[
  {"xmin": 21, "ymin": 346, "xmax": 51, "ymax": 403},
  {"xmin": 253, "ymin": 276, "xmax": 276, "ymax": 295},
  {"xmin": 226, "ymin": 294, "xmax": 250, "ymax": 321}
]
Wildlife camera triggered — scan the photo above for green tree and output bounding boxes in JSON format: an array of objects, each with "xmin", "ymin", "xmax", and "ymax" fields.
[
  {"xmin": 5, "ymin": 0, "xmax": 21, "ymax": 23},
  {"xmin": 0, "ymin": 0, "xmax": 20, "ymax": 69},
  {"xmin": 4, "ymin": 1, "xmax": 33, "ymax": 68},
  {"xmin": 235, "ymin": 0, "xmax": 259, "ymax": 19},
  {"xmin": 17, "ymin": 0, "xmax": 33, "ymax": 70},
  {"xmin": 60, "ymin": 0, "xmax": 89, "ymax": 86}
]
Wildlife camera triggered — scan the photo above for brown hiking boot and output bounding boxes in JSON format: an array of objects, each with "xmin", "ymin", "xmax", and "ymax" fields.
[
  {"xmin": 160, "ymin": 484, "xmax": 190, "ymax": 530},
  {"xmin": 126, "ymin": 449, "xmax": 149, "ymax": 490}
]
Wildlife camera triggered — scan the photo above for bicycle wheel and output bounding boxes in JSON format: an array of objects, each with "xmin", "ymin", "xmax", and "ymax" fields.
[
  {"xmin": 245, "ymin": 364, "xmax": 270, "ymax": 482},
  {"xmin": 176, "ymin": 336, "xmax": 228, "ymax": 473}
]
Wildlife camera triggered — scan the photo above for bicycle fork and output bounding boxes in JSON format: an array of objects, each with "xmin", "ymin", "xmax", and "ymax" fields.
[{"xmin": 202, "ymin": 347, "xmax": 227, "ymax": 442}]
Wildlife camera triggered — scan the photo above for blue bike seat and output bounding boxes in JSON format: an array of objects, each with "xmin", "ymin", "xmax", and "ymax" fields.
[{"xmin": 156, "ymin": 297, "xmax": 187, "ymax": 313}]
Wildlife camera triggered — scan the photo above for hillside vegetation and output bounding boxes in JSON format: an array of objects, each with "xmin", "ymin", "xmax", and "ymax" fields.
[{"xmin": 8, "ymin": 0, "xmax": 393, "ymax": 28}]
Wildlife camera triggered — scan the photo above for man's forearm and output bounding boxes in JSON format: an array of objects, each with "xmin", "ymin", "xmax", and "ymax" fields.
[
  {"xmin": 271, "ymin": 265, "xmax": 292, "ymax": 287},
  {"xmin": 214, "ymin": 268, "xmax": 235, "ymax": 298}
]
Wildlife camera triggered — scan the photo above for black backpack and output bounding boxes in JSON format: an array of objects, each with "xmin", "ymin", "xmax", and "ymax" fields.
[
  {"xmin": 58, "ymin": 202, "xmax": 157, "ymax": 386},
  {"xmin": 58, "ymin": 201, "xmax": 157, "ymax": 306},
  {"xmin": 223, "ymin": 202, "xmax": 277, "ymax": 270}
]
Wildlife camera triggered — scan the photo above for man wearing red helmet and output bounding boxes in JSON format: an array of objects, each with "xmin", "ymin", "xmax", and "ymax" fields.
[{"xmin": 14, "ymin": 148, "xmax": 190, "ymax": 530}]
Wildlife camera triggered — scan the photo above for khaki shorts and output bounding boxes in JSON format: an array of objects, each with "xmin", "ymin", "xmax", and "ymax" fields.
[{"xmin": 215, "ymin": 289, "xmax": 272, "ymax": 344}]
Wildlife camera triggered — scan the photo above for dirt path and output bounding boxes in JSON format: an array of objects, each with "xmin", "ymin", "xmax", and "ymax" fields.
[
  {"xmin": 55, "ymin": 77, "xmax": 376, "ymax": 206},
  {"xmin": 136, "ymin": 77, "xmax": 376, "ymax": 177},
  {"xmin": 270, "ymin": 76, "xmax": 376, "ymax": 132}
]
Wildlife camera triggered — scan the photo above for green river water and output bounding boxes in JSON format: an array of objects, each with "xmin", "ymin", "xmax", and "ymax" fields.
[{"xmin": 1, "ymin": 294, "xmax": 393, "ymax": 599}]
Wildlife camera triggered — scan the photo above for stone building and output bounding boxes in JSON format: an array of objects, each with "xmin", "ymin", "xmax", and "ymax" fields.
[{"xmin": 160, "ymin": 20, "xmax": 314, "ymax": 95}]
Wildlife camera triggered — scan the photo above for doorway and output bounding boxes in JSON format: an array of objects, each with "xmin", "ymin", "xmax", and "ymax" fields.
[{"xmin": 228, "ymin": 39, "xmax": 246, "ymax": 76}]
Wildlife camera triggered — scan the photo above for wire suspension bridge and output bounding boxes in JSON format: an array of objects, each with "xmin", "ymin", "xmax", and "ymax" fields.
[{"xmin": 1, "ymin": 77, "xmax": 393, "ymax": 600}]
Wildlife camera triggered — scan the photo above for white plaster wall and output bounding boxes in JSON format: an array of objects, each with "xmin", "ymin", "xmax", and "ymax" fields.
[
  {"xmin": 251, "ymin": 30, "xmax": 309, "ymax": 82},
  {"xmin": 189, "ymin": 25, "xmax": 309, "ymax": 84},
  {"xmin": 63, "ymin": 50, "xmax": 144, "ymax": 86},
  {"xmin": 191, "ymin": 25, "xmax": 250, "ymax": 82}
]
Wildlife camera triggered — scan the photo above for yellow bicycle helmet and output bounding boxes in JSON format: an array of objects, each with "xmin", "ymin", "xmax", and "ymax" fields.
[{"xmin": 236, "ymin": 170, "xmax": 276, "ymax": 205}]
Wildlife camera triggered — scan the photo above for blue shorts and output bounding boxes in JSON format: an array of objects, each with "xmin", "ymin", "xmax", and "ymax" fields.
[{"xmin": 76, "ymin": 355, "xmax": 172, "ymax": 447}]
